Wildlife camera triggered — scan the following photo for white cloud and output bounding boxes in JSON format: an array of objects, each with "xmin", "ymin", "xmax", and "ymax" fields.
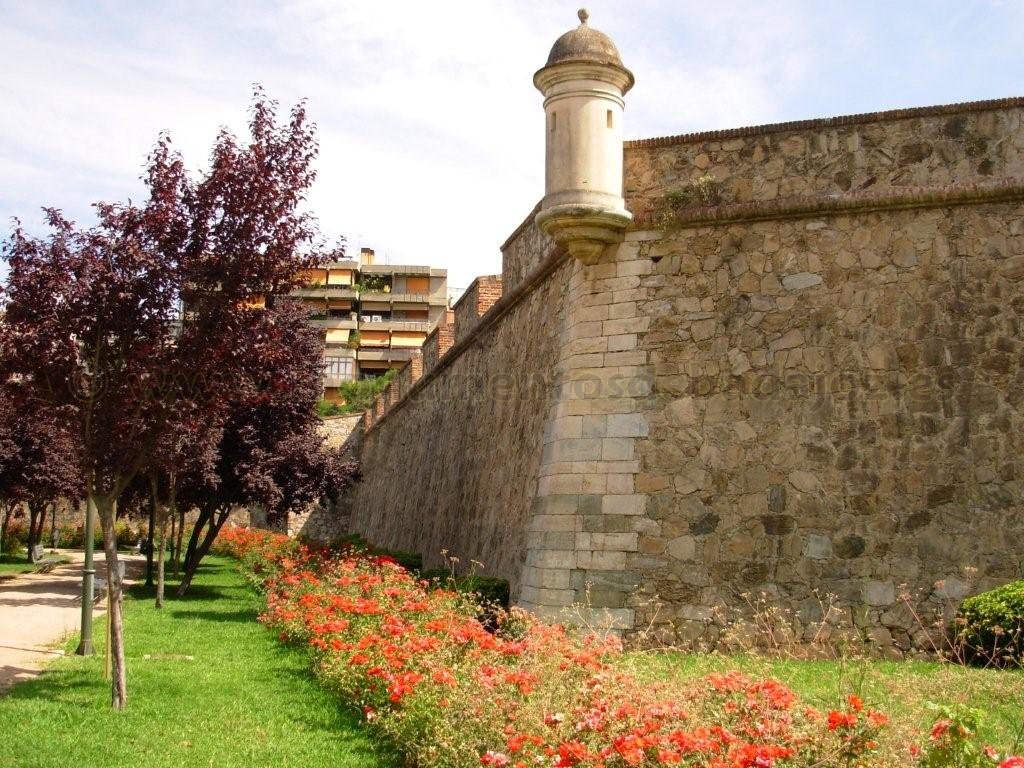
[{"xmin": 2, "ymin": 1, "xmax": 1021, "ymax": 292}]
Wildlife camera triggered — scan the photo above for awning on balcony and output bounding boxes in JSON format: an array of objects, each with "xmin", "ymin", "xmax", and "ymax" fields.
[
  {"xmin": 327, "ymin": 269, "xmax": 353, "ymax": 285},
  {"xmin": 391, "ymin": 331, "xmax": 427, "ymax": 348}
]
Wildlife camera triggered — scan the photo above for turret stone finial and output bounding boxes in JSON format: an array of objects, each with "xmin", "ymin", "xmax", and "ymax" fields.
[{"xmin": 578, "ymin": 8, "xmax": 589, "ymax": 25}]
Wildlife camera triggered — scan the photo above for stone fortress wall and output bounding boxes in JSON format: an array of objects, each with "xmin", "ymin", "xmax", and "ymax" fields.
[{"xmin": 345, "ymin": 97, "xmax": 1024, "ymax": 652}]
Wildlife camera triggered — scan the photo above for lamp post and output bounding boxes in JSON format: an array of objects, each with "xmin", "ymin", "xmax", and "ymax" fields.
[{"xmin": 76, "ymin": 495, "xmax": 95, "ymax": 656}]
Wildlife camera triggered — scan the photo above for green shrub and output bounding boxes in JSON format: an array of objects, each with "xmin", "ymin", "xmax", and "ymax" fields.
[
  {"xmin": 1, "ymin": 518, "xmax": 28, "ymax": 553},
  {"xmin": 317, "ymin": 369, "xmax": 396, "ymax": 417},
  {"xmin": 956, "ymin": 579, "xmax": 1024, "ymax": 667},
  {"xmin": 317, "ymin": 400, "xmax": 345, "ymax": 417},
  {"xmin": 420, "ymin": 569, "xmax": 510, "ymax": 609}
]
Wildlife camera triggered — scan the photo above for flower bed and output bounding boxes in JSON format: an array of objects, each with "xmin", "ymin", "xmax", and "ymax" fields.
[{"xmin": 216, "ymin": 527, "xmax": 1023, "ymax": 768}]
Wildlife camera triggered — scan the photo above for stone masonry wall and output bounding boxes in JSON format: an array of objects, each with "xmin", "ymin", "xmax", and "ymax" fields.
[
  {"xmin": 624, "ymin": 98, "xmax": 1024, "ymax": 221},
  {"xmin": 607, "ymin": 99, "xmax": 1024, "ymax": 650},
  {"xmin": 625, "ymin": 203, "xmax": 1024, "ymax": 650},
  {"xmin": 349, "ymin": 252, "xmax": 572, "ymax": 585},
  {"xmin": 347, "ymin": 98, "xmax": 1024, "ymax": 651},
  {"xmin": 502, "ymin": 204, "xmax": 555, "ymax": 295}
]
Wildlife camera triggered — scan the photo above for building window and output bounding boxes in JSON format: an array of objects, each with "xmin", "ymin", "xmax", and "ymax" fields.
[
  {"xmin": 323, "ymin": 356, "xmax": 355, "ymax": 381},
  {"xmin": 607, "ymin": 110, "xmax": 613, "ymax": 128}
]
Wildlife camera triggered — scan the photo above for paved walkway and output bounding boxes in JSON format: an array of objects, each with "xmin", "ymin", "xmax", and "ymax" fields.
[{"xmin": 0, "ymin": 550, "xmax": 145, "ymax": 692}]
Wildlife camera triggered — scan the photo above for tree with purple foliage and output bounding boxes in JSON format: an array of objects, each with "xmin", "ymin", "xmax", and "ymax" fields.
[
  {"xmin": 175, "ymin": 298, "xmax": 359, "ymax": 596},
  {"xmin": 1, "ymin": 90, "xmax": 329, "ymax": 709},
  {"xmin": 0, "ymin": 381, "xmax": 81, "ymax": 562}
]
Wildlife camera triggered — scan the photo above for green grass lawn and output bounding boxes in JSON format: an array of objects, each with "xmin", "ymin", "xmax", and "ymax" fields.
[
  {"xmin": 0, "ymin": 552, "xmax": 40, "ymax": 579},
  {"xmin": 625, "ymin": 651, "xmax": 1024, "ymax": 754},
  {"xmin": 4, "ymin": 554, "xmax": 1021, "ymax": 765},
  {"xmin": 0, "ymin": 556, "xmax": 395, "ymax": 768},
  {"xmin": 0, "ymin": 552, "xmax": 73, "ymax": 582}
]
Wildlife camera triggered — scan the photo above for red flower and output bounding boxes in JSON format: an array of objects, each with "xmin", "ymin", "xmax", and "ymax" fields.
[
  {"xmin": 867, "ymin": 710, "xmax": 888, "ymax": 727},
  {"xmin": 556, "ymin": 741, "xmax": 589, "ymax": 767},
  {"xmin": 930, "ymin": 719, "xmax": 952, "ymax": 741},
  {"xmin": 827, "ymin": 711, "xmax": 857, "ymax": 731},
  {"xmin": 612, "ymin": 734, "xmax": 647, "ymax": 766},
  {"xmin": 481, "ymin": 751, "xmax": 510, "ymax": 767},
  {"xmin": 431, "ymin": 668, "xmax": 457, "ymax": 687}
]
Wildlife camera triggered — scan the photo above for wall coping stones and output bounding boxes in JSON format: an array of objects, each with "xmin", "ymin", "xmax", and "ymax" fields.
[
  {"xmin": 624, "ymin": 96, "xmax": 1024, "ymax": 149},
  {"xmin": 632, "ymin": 176, "xmax": 1024, "ymax": 228}
]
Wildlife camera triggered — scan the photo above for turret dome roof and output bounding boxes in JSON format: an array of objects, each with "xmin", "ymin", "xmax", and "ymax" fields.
[{"xmin": 545, "ymin": 9, "xmax": 625, "ymax": 68}]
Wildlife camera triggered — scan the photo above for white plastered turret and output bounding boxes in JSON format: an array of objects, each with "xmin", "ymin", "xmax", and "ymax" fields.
[{"xmin": 534, "ymin": 9, "xmax": 634, "ymax": 264}]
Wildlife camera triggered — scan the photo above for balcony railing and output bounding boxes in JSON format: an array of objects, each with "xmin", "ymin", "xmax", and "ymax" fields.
[
  {"xmin": 359, "ymin": 289, "xmax": 392, "ymax": 301},
  {"xmin": 291, "ymin": 286, "xmax": 327, "ymax": 298},
  {"xmin": 325, "ymin": 285, "xmax": 358, "ymax": 299},
  {"xmin": 367, "ymin": 320, "xmax": 430, "ymax": 332},
  {"xmin": 356, "ymin": 347, "xmax": 417, "ymax": 362},
  {"xmin": 310, "ymin": 317, "xmax": 358, "ymax": 330},
  {"xmin": 359, "ymin": 264, "xmax": 432, "ymax": 276}
]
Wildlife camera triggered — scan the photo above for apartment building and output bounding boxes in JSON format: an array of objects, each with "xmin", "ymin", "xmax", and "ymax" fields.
[{"xmin": 292, "ymin": 248, "xmax": 447, "ymax": 401}]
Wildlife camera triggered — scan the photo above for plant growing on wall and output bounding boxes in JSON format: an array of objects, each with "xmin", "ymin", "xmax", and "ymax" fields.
[{"xmin": 658, "ymin": 173, "xmax": 721, "ymax": 226}]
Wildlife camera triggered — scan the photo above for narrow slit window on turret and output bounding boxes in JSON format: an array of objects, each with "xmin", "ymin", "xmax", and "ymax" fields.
[
  {"xmin": 550, "ymin": 112, "xmax": 557, "ymax": 132},
  {"xmin": 607, "ymin": 110, "xmax": 613, "ymax": 128}
]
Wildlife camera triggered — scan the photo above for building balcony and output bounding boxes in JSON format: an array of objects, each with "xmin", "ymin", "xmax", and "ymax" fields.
[
  {"xmin": 310, "ymin": 317, "xmax": 358, "ymax": 330},
  {"xmin": 388, "ymin": 292, "xmax": 448, "ymax": 306},
  {"xmin": 324, "ymin": 259, "xmax": 359, "ymax": 270},
  {"xmin": 291, "ymin": 286, "xmax": 327, "ymax": 298},
  {"xmin": 357, "ymin": 319, "xmax": 431, "ymax": 332},
  {"xmin": 356, "ymin": 347, "xmax": 418, "ymax": 362},
  {"xmin": 325, "ymin": 285, "xmax": 358, "ymax": 299},
  {"xmin": 360, "ymin": 263, "xmax": 432, "ymax": 276},
  {"xmin": 322, "ymin": 354, "xmax": 356, "ymax": 385}
]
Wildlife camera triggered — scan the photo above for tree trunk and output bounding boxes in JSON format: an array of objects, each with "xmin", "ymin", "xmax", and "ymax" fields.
[
  {"xmin": 176, "ymin": 505, "xmax": 227, "ymax": 597},
  {"xmin": 167, "ymin": 510, "xmax": 177, "ymax": 575},
  {"xmin": 94, "ymin": 492, "xmax": 127, "ymax": 710},
  {"xmin": 27, "ymin": 501, "xmax": 46, "ymax": 563},
  {"xmin": 156, "ymin": 510, "xmax": 168, "ymax": 609},
  {"xmin": 50, "ymin": 503, "xmax": 58, "ymax": 549},
  {"xmin": 181, "ymin": 504, "xmax": 213, "ymax": 576},
  {"xmin": 145, "ymin": 476, "xmax": 157, "ymax": 588},
  {"xmin": 0, "ymin": 503, "xmax": 9, "ymax": 559},
  {"xmin": 171, "ymin": 507, "xmax": 186, "ymax": 575}
]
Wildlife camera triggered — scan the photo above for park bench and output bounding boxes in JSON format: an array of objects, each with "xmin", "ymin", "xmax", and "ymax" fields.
[
  {"xmin": 31, "ymin": 544, "xmax": 64, "ymax": 573},
  {"xmin": 92, "ymin": 560, "xmax": 126, "ymax": 603}
]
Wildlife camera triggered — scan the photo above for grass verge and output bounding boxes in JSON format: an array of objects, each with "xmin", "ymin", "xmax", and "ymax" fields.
[
  {"xmin": 0, "ymin": 552, "xmax": 40, "ymax": 579},
  {"xmin": 625, "ymin": 651, "xmax": 1024, "ymax": 753},
  {"xmin": 0, "ymin": 556, "xmax": 395, "ymax": 768}
]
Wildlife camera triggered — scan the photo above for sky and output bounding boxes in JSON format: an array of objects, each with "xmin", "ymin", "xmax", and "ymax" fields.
[{"xmin": 1, "ymin": 1, "xmax": 1023, "ymax": 297}]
